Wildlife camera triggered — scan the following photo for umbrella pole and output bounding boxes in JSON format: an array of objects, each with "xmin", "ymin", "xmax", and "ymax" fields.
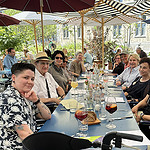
[
  {"xmin": 102, "ymin": 18, "xmax": 104, "ymax": 69},
  {"xmin": 40, "ymin": 0, "xmax": 44, "ymax": 52},
  {"xmin": 33, "ymin": 23, "xmax": 38, "ymax": 53},
  {"xmin": 81, "ymin": 14, "xmax": 84, "ymax": 53}
]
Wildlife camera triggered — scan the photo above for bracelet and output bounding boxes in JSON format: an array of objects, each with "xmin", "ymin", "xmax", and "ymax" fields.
[
  {"xmin": 61, "ymin": 94, "xmax": 65, "ymax": 98},
  {"xmin": 33, "ymin": 98, "xmax": 40, "ymax": 105},
  {"xmin": 140, "ymin": 113, "xmax": 144, "ymax": 120}
]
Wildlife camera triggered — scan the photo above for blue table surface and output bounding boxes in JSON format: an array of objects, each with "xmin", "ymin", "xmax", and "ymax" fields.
[{"xmin": 39, "ymin": 78, "xmax": 148, "ymax": 149}]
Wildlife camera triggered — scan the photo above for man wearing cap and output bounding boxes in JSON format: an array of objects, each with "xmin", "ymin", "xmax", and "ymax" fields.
[
  {"xmin": 32, "ymin": 52, "xmax": 65, "ymax": 112},
  {"xmin": 136, "ymin": 47, "xmax": 147, "ymax": 58},
  {"xmin": 120, "ymin": 52, "xmax": 129, "ymax": 69}
]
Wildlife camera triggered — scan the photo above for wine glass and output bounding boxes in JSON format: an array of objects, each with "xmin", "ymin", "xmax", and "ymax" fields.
[
  {"xmin": 71, "ymin": 77, "xmax": 78, "ymax": 98},
  {"xmin": 105, "ymin": 97, "xmax": 117, "ymax": 129},
  {"xmin": 75, "ymin": 104, "xmax": 88, "ymax": 137}
]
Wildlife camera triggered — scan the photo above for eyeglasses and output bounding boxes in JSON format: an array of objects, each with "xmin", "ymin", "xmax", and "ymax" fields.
[{"xmin": 55, "ymin": 57, "xmax": 63, "ymax": 60}]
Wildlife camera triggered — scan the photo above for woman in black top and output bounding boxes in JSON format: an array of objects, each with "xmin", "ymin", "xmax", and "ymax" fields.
[
  {"xmin": 112, "ymin": 54, "xmax": 124, "ymax": 75},
  {"xmin": 124, "ymin": 57, "xmax": 150, "ymax": 102}
]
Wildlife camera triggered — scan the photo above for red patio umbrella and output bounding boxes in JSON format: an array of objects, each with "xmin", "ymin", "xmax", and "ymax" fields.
[
  {"xmin": 0, "ymin": 0, "xmax": 95, "ymax": 51},
  {"xmin": 0, "ymin": 13, "xmax": 20, "ymax": 26},
  {"xmin": 0, "ymin": 0, "xmax": 95, "ymax": 13}
]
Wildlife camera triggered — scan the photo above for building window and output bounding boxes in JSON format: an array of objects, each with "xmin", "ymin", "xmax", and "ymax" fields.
[
  {"xmin": 113, "ymin": 25, "xmax": 122, "ymax": 38},
  {"xmin": 63, "ymin": 24, "xmax": 69, "ymax": 38},
  {"xmin": 77, "ymin": 27, "xmax": 81, "ymax": 38},
  {"xmin": 135, "ymin": 15, "xmax": 146, "ymax": 37}
]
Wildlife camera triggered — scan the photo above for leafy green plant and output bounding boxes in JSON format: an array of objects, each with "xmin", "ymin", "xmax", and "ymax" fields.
[{"xmin": 0, "ymin": 27, "xmax": 23, "ymax": 52}]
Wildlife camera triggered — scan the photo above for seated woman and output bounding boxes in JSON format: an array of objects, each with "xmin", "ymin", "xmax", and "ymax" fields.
[
  {"xmin": 116, "ymin": 53, "xmax": 140, "ymax": 90},
  {"xmin": 124, "ymin": 57, "xmax": 150, "ymax": 102},
  {"xmin": 0, "ymin": 63, "xmax": 51, "ymax": 149},
  {"xmin": 48, "ymin": 50, "xmax": 68, "ymax": 93},
  {"xmin": 112, "ymin": 54, "xmax": 124, "ymax": 75},
  {"xmin": 69, "ymin": 52, "xmax": 86, "ymax": 77}
]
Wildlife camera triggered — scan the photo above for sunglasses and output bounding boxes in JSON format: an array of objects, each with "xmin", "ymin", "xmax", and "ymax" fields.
[
  {"xmin": 63, "ymin": 61, "xmax": 68, "ymax": 63},
  {"xmin": 55, "ymin": 57, "xmax": 63, "ymax": 60}
]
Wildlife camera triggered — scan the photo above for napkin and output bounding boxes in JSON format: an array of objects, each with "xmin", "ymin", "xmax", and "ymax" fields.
[
  {"xmin": 105, "ymin": 97, "xmax": 125, "ymax": 103},
  {"xmin": 60, "ymin": 99, "xmax": 84, "ymax": 110}
]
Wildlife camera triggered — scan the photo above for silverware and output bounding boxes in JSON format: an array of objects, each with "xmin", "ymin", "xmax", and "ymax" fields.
[
  {"xmin": 112, "ymin": 116, "xmax": 133, "ymax": 120},
  {"xmin": 60, "ymin": 108, "xmax": 70, "ymax": 111}
]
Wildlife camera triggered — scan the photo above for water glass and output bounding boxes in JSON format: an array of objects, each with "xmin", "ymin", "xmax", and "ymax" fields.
[{"xmin": 69, "ymin": 101, "xmax": 77, "ymax": 113}]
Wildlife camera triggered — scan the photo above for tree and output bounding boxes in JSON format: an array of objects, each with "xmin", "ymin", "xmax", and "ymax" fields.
[
  {"xmin": 0, "ymin": 26, "xmax": 23, "ymax": 52},
  {"xmin": 87, "ymin": 27, "xmax": 117, "ymax": 62}
]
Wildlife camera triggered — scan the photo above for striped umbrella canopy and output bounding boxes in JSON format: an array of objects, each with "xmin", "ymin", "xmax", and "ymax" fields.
[{"xmin": 130, "ymin": 0, "xmax": 150, "ymax": 16}]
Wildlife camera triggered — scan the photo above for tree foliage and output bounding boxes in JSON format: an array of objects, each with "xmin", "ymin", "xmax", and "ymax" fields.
[{"xmin": 0, "ymin": 9, "xmax": 57, "ymax": 54}]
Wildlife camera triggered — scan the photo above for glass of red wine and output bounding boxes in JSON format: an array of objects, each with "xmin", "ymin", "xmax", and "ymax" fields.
[
  {"xmin": 75, "ymin": 104, "xmax": 88, "ymax": 137},
  {"xmin": 105, "ymin": 97, "xmax": 117, "ymax": 129}
]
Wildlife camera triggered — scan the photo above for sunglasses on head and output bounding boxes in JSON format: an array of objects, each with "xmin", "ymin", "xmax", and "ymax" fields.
[{"xmin": 55, "ymin": 57, "xmax": 63, "ymax": 60}]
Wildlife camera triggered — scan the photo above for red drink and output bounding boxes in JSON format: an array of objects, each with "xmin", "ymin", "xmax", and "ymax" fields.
[
  {"xmin": 75, "ymin": 110, "xmax": 88, "ymax": 121},
  {"xmin": 106, "ymin": 104, "xmax": 117, "ymax": 114}
]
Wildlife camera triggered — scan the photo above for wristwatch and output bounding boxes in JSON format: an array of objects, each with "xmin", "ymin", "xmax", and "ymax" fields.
[{"xmin": 140, "ymin": 113, "xmax": 144, "ymax": 120}]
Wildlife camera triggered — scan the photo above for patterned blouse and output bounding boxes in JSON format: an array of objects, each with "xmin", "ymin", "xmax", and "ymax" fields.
[{"xmin": 0, "ymin": 85, "xmax": 38, "ymax": 150}]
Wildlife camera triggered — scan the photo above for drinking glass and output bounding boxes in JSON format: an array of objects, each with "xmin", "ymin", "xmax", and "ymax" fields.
[
  {"xmin": 105, "ymin": 97, "xmax": 117, "ymax": 129},
  {"xmin": 71, "ymin": 77, "xmax": 78, "ymax": 98},
  {"xmin": 103, "ymin": 74, "xmax": 108, "ymax": 95},
  {"xmin": 75, "ymin": 103, "xmax": 88, "ymax": 137},
  {"xmin": 99, "ymin": 94, "xmax": 107, "ymax": 120}
]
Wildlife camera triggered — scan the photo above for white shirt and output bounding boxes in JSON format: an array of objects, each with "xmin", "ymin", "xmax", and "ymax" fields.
[
  {"xmin": 116, "ymin": 66, "xmax": 140, "ymax": 87},
  {"xmin": 32, "ymin": 69, "xmax": 59, "ymax": 98}
]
